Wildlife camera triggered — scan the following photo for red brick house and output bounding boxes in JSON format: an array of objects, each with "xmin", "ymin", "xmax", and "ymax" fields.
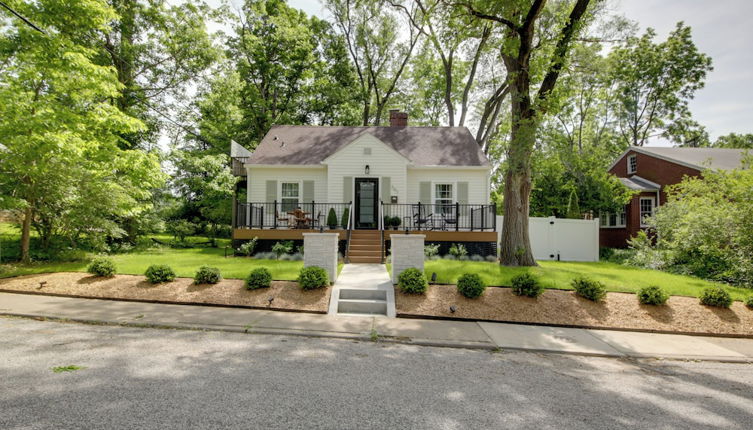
[{"xmin": 600, "ymin": 147, "xmax": 748, "ymax": 248}]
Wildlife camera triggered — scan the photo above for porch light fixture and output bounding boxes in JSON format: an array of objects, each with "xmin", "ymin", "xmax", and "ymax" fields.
[{"xmin": 364, "ymin": 164, "xmax": 370, "ymax": 175}]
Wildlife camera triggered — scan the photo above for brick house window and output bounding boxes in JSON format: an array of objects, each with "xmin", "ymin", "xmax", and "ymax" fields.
[
  {"xmin": 600, "ymin": 208, "xmax": 626, "ymax": 228},
  {"xmin": 639, "ymin": 197, "xmax": 655, "ymax": 227},
  {"xmin": 627, "ymin": 155, "xmax": 637, "ymax": 174}
]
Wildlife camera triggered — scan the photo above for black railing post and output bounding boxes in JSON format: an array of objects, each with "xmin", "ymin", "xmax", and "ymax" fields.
[
  {"xmin": 482, "ymin": 204, "xmax": 486, "ymax": 231},
  {"xmin": 273, "ymin": 200, "xmax": 278, "ymax": 229},
  {"xmin": 311, "ymin": 200, "xmax": 315, "ymax": 230},
  {"xmin": 417, "ymin": 202, "xmax": 422, "ymax": 231},
  {"xmin": 248, "ymin": 203, "xmax": 253, "ymax": 229},
  {"xmin": 259, "ymin": 205, "xmax": 264, "ymax": 229},
  {"xmin": 455, "ymin": 202, "xmax": 460, "ymax": 232}
]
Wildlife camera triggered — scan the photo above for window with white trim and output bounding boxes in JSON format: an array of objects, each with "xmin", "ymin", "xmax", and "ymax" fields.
[
  {"xmin": 434, "ymin": 183, "xmax": 453, "ymax": 214},
  {"xmin": 627, "ymin": 155, "xmax": 637, "ymax": 174},
  {"xmin": 600, "ymin": 208, "xmax": 626, "ymax": 228},
  {"xmin": 640, "ymin": 197, "xmax": 654, "ymax": 227},
  {"xmin": 280, "ymin": 182, "xmax": 300, "ymax": 212}
]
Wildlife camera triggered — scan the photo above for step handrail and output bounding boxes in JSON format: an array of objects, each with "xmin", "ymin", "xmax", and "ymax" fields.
[
  {"xmin": 345, "ymin": 201, "xmax": 353, "ymax": 263},
  {"xmin": 379, "ymin": 199, "xmax": 385, "ymax": 263}
]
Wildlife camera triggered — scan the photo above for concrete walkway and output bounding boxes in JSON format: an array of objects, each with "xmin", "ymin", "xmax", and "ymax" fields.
[
  {"xmin": 328, "ymin": 264, "xmax": 395, "ymax": 317},
  {"xmin": 1, "ymin": 291, "xmax": 752, "ymax": 362}
]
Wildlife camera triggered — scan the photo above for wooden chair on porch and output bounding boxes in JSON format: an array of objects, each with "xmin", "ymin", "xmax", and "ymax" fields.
[{"xmin": 275, "ymin": 210, "xmax": 291, "ymax": 228}]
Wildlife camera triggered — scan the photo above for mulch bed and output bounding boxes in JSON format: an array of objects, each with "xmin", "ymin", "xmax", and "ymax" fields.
[
  {"xmin": 0, "ymin": 272, "xmax": 330, "ymax": 314},
  {"xmin": 396, "ymin": 284, "xmax": 753, "ymax": 337}
]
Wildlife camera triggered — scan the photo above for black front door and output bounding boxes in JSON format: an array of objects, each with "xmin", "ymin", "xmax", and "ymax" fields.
[{"xmin": 354, "ymin": 178, "xmax": 379, "ymax": 229}]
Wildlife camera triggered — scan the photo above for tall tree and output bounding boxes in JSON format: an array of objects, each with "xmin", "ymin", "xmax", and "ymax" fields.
[
  {"xmin": 608, "ymin": 23, "xmax": 712, "ymax": 147},
  {"xmin": 711, "ymin": 133, "xmax": 753, "ymax": 149},
  {"xmin": 462, "ymin": 0, "xmax": 596, "ymax": 266},
  {"xmin": 0, "ymin": 0, "xmax": 165, "ymax": 262}
]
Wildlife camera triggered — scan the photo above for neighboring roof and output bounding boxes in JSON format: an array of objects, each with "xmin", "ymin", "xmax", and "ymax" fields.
[
  {"xmin": 610, "ymin": 146, "xmax": 749, "ymax": 171},
  {"xmin": 230, "ymin": 140, "xmax": 252, "ymax": 158},
  {"xmin": 246, "ymin": 125, "xmax": 490, "ymax": 167},
  {"xmin": 619, "ymin": 176, "xmax": 660, "ymax": 192}
]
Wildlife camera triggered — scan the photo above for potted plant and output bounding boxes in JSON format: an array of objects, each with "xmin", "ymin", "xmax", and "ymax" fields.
[
  {"xmin": 391, "ymin": 216, "xmax": 401, "ymax": 230},
  {"xmin": 383, "ymin": 215, "xmax": 391, "ymax": 229},
  {"xmin": 327, "ymin": 208, "xmax": 338, "ymax": 229}
]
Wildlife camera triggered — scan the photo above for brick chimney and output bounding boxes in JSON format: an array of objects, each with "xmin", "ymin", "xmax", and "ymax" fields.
[{"xmin": 389, "ymin": 109, "xmax": 408, "ymax": 127}]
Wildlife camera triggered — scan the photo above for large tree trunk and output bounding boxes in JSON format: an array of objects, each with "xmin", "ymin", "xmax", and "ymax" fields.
[{"xmin": 20, "ymin": 206, "xmax": 33, "ymax": 264}]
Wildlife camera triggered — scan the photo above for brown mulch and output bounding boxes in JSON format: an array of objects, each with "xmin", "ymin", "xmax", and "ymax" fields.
[
  {"xmin": 0, "ymin": 272, "xmax": 330, "ymax": 313},
  {"xmin": 396, "ymin": 284, "xmax": 753, "ymax": 337}
]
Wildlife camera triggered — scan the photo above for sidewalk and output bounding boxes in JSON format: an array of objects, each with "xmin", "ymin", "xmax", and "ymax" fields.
[{"xmin": 2, "ymin": 291, "xmax": 752, "ymax": 362}]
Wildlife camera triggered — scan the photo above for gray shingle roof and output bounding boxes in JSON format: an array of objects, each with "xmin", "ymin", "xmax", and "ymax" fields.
[
  {"xmin": 246, "ymin": 125, "xmax": 490, "ymax": 167},
  {"xmin": 619, "ymin": 176, "xmax": 660, "ymax": 191},
  {"xmin": 633, "ymin": 147, "xmax": 749, "ymax": 171}
]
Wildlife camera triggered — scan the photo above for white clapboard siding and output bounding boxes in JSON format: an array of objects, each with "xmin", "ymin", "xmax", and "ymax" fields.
[
  {"xmin": 407, "ymin": 168, "xmax": 490, "ymax": 205},
  {"xmin": 247, "ymin": 166, "xmax": 328, "ymax": 203}
]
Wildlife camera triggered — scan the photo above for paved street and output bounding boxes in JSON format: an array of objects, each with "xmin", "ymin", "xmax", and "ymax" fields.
[{"xmin": 1, "ymin": 317, "xmax": 752, "ymax": 429}]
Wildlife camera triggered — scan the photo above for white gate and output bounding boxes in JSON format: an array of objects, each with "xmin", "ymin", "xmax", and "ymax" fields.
[{"xmin": 496, "ymin": 216, "xmax": 599, "ymax": 262}]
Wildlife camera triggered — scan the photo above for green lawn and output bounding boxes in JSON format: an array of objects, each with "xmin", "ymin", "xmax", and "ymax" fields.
[{"xmin": 420, "ymin": 260, "xmax": 752, "ymax": 302}]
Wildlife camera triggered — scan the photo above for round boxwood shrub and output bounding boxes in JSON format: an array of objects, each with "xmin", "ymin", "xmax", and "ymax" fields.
[
  {"xmin": 637, "ymin": 285, "xmax": 669, "ymax": 305},
  {"xmin": 699, "ymin": 286, "xmax": 732, "ymax": 308},
  {"xmin": 246, "ymin": 267, "xmax": 272, "ymax": 290},
  {"xmin": 194, "ymin": 266, "xmax": 221, "ymax": 285},
  {"xmin": 457, "ymin": 273, "xmax": 486, "ymax": 299},
  {"xmin": 572, "ymin": 276, "xmax": 606, "ymax": 302},
  {"xmin": 745, "ymin": 295, "xmax": 753, "ymax": 309},
  {"xmin": 398, "ymin": 268, "xmax": 428, "ymax": 294},
  {"xmin": 144, "ymin": 264, "xmax": 176, "ymax": 284},
  {"xmin": 298, "ymin": 266, "xmax": 329, "ymax": 290},
  {"xmin": 87, "ymin": 257, "xmax": 116, "ymax": 277},
  {"xmin": 510, "ymin": 273, "xmax": 543, "ymax": 298}
]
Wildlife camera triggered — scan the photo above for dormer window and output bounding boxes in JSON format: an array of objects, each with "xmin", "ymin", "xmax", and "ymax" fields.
[{"xmin": 627, "ymin": 154, "xmax": 637, "ymax": 174}]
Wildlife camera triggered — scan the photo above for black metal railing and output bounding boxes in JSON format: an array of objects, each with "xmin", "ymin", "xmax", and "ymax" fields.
[
  {"xmin": 235, "ymin": 201, "xmax": 351, "ymax": 229},
  {"xmin": 382, "ymin": 203, "xmax": 496, "ymax": 231}
]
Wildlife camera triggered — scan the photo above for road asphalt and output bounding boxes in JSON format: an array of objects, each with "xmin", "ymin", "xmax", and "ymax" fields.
[{"xmin": 2, "ymin": 317, "xmax": 753, "ymax": 429}]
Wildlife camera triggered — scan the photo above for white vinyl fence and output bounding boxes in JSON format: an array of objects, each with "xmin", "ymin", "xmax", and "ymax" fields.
[{"xmin": 496, "ymin": 216, "xmax": 599, "ymax": 262}]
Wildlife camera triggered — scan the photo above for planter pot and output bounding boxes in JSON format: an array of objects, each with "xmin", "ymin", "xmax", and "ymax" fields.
[{"xmin": 328, "ymin": 225, "xmax": 337, "ymax": 230}]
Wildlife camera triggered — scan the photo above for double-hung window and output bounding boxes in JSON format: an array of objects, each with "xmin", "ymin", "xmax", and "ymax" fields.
[
  {"xmin": 627, "ymin": 155, "xmax": 637, "ymax": 174},
  {"xmin": 434, "ymin": 183, "xmax": 453, "ymax": 214},
  {"xmin": 600, "ymin": 208, "xmax": 626, "ymax": 228},
  {"xmin": 280, "ymin": 182, "xmax": 300, "ymax": 212},
  {"xmin": 639, "ymin": 197, "xmax": 655, "ymax": 227}
]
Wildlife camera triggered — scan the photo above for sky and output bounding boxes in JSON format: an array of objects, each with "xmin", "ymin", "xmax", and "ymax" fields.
[{"xmin": 205, "ymin": 0, "xmax": 753, "ymax": 142}]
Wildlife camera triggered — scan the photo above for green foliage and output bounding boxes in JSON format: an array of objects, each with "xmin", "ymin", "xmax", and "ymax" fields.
[
  {"xmin": 632, "ymin": 168, "xmax": 753, "ymax": 285},
  {"xmin": 246, "ymin": 267, "xmax": 272, "ymax": 290},
  {"xmin": 424, "ymin": 244, "xmax": 440, "ymax": 257},
  {"xmin": 637, "ymin": 285, "xmax": 669, "ymax": 305},
  {"xmin": 238, "ymin": 238, "xmax": 258, "ymax": 257},
  {"xmin": 744, "ymin": 296, "xmax": 753, "ymax": 309},
  {"xmin": 87, "ymin": 257, "xmax": 116, "ymax": 277},
  {"xmin": 510, "ymin": 273, "xmax": 543, "ymax": 298},
  {"xmin": 699, "ymin": 286, "xmax": 732, "ymax": 308},
  {"xmin": 398, "ymin": 268, "xmax": 428, "ymax": 294},
  {"xmin": 448, "ymin": 243, "xmax": 468, "ymax": 258},
  {"xmin": 341, "ymin": 208, "xmax": 350, "ymax": 229},
  {"xmin": 167, "ymin": 220, "xmax": 197, "ymax": 243},
  {"xmin": 272, "ymin": 241, "xmax": 294, "ymax": 259},
  {"xmin": 327, "ymin": 208, "xmax": 338, "ymax": 227},
  {"xmin": 390, "ymin": 216, "xmax": 402, "ymax": 227},
  {"xmin": 144, "ymin": 264, "xmax": 176, "ymax": 284},
  {"xmin": 194, "ymin": 266, "xmax": 222, "ymax": 285},
  {"xmin": 712, "ymin": 133, "xmax": 753, "ymax": 149},
  {"xmin": 298, "ymin": 266, "xmax": 329, "ymax": 290},
  {"xmin": 457, "ymin": 273, "xmax": 486, "ymax": 299},
  {"xmin": 572, "ymin": 277, "xmax": 606, "ymax": 302}
]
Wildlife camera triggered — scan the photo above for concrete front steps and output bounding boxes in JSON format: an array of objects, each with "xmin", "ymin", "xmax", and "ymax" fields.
[
  {"xmin": 328, "ymin": 264, "xmax": 396, "ymax": 318},
  {"xmin": 346, "ymin": 230, "xmax": 383, "ymax": 263}
]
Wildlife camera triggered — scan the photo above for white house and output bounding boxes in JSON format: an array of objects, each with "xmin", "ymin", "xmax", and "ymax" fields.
[{"xmin": 232, "ymin": 110, "xmax": 498, "ymax": 262}]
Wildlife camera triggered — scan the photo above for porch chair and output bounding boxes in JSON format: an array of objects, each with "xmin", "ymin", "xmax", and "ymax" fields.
[
  {"xmin": 412, "ymin": 204, "xmax": 434, "ymax": 230},
  {"xmin": 440, "ymin": 208, "xmax": 457, "ymax": 231},
  {"xmin": 275, "ymin": 209, "xmax": 291, "ymax": 229},
  {"xmin": 310, "ymin": 211, "xmax": 322, "ymax": 230}
]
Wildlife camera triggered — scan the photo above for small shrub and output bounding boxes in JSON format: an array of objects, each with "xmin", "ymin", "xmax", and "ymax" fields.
[
  {"xmin": 238, "ymin": 238, "xmax": 258, "ymax": 257},
  {"xmin": 744, "ymin": 296, "xmax": 753, "ymax": 309},
  {"xmin": 458, "ymin": 255, "xmax": 469, "ymax": 261},
  {"xmin": 457, "ymin": 273, "xmax": 486, "ymax": 298},
  {"xmin": 254, "ymin": 251, "xmax": 276, "ymax": 260},
  {"xmin": 290, "ymin": 253, "xmax": 304, "ymax": 261},
  {"xmin": 166, "ymin": 219, "xmax": 196, "ymax": 242},
  {"xmin": 298, "ymin": 266, "xmax": 329, "ymax": 290},
  {"xmin": 272, "ymin": 241, "xmax": 294, "ymax": 259},
  {"xmin": 194, "ymin": 266, "xmax": 221, "ymax": 285},
  {"xmin": 398, "ymin": 268, "xmax": 428, "ymax": 294},
  {"xmin": 327, "ymin": 208, "xmax": 338, "ymax": 228},
  {"xmin": 699, "ymin": 286, "xmax": 732, "ymax": 308},
  {"xmin": 145, "ymin": 264, "xmax": 176, "ymax": 284},
  {"xmin": 87, "ymin": 257, "xmax": 116, "ymax": 277},
  {"xmin": 424, "ymin": 243, "xmax": 440, "ymax": 257},
  {"xmin": 470, "ymin": 254, "xmax": 485, "ymax": 262},
  {"xmin": 341, "ymin": 208, "xmax": 350, "ymax": 229},
  {"xmin": 510, "ymin": 273, "xmax": 543, "ymax": 298},
  {"xmin": 246, "ymin": 268, "xmax": 272, "ymax": 290},
  {"xmin": 390, "ymin": 216, "xmax": 402, "ymax": 228},
  {"xmin": 443, "ymin": 254, "xmax": 456, "ymax": 261},
  {"xmin": 449, "ymin": 243, "xmax": 468, "ymax": 258},
  {"xmin": 279, "ymin": 254, "xmax": 294, "ymax": 261},
  {"xmin": 637, "ymin": 285, "xmax": 669, "ymax": 305},
  {"xmin": 485, "ymin": 255, "xmax": 498, "ymax": 262},
  {"xmin": 572, "ymin": 276, "xmax": 606, "ymax": 302}
]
